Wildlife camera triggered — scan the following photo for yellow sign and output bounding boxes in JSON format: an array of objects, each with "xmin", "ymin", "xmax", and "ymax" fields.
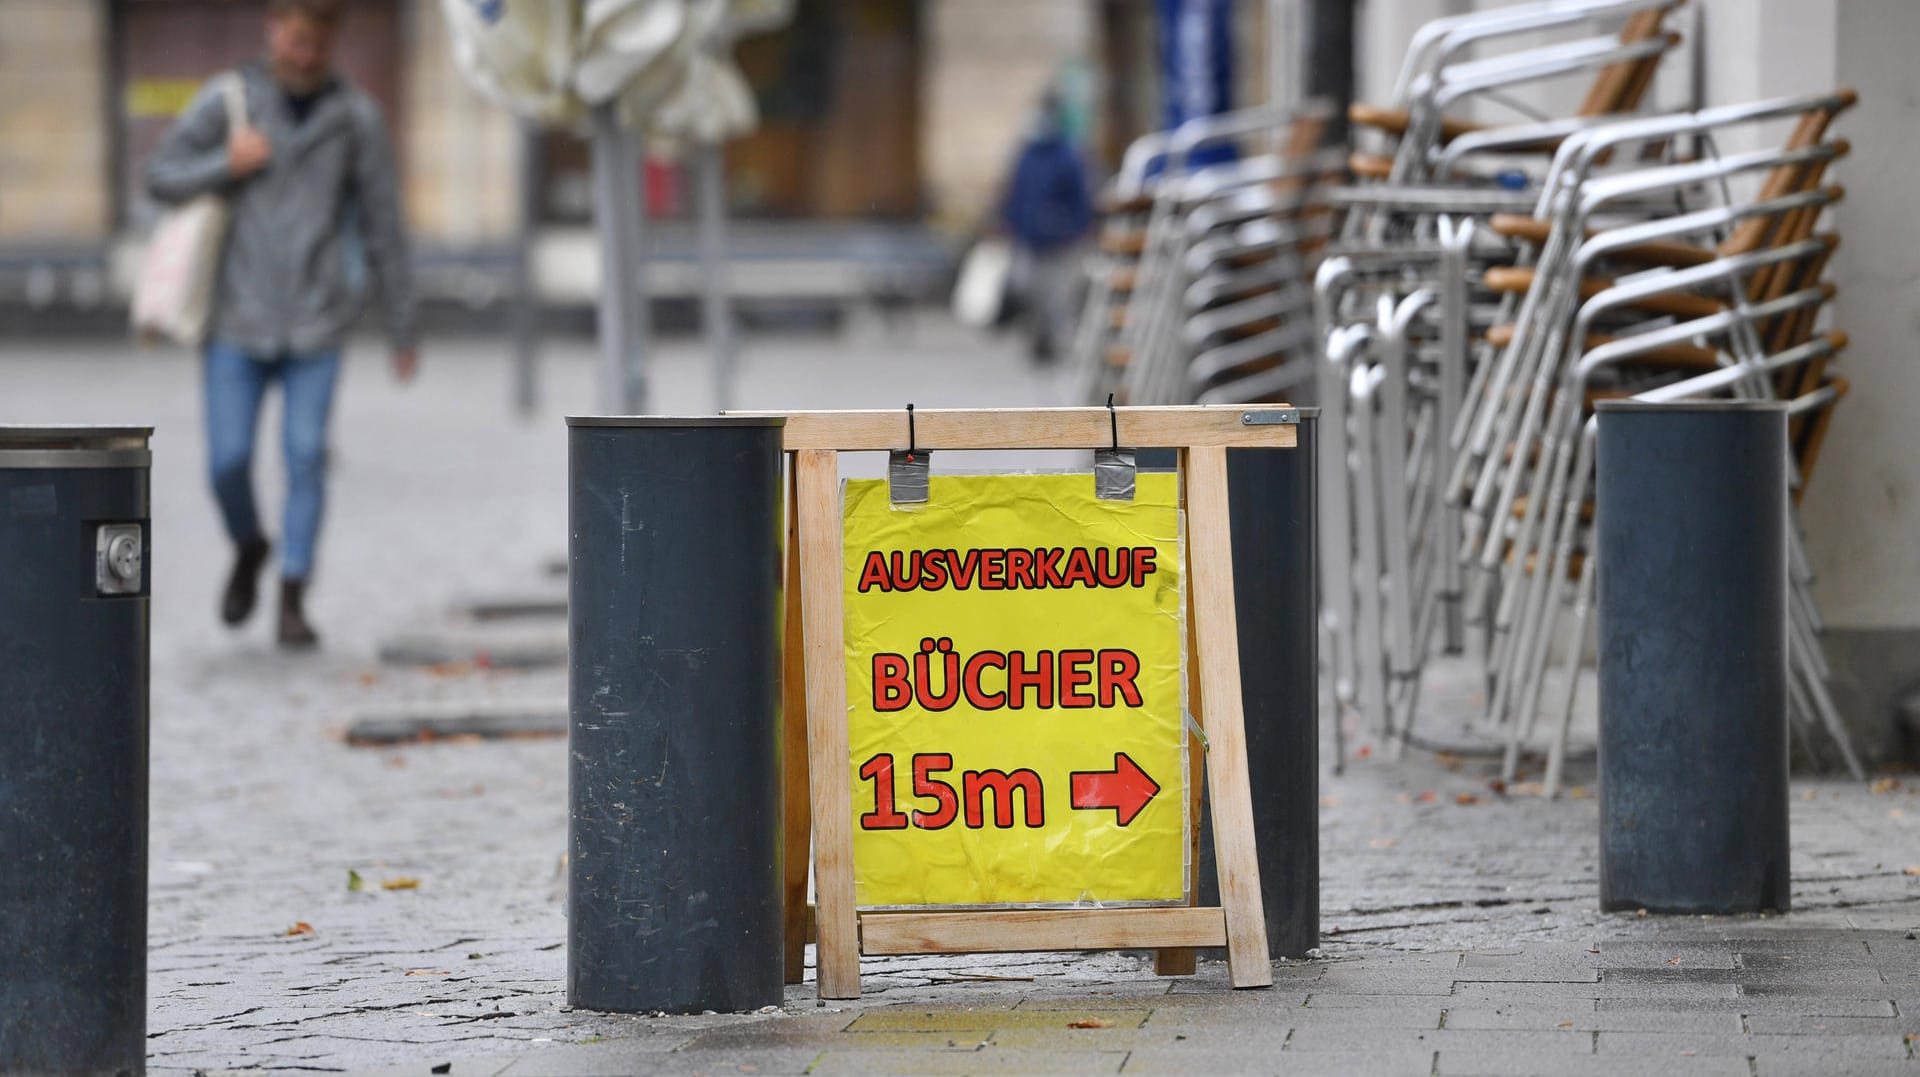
[
  {"xmin": 125, "ymin": 79, "xmax": 205, "ymax": 120},
  {"xmin": 843, "ymin": 472, "xmax": 1187, "ymax": 908}
]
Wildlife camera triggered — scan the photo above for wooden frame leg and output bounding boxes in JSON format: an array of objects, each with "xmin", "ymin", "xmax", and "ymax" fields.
[
  {"xmin": 781, "ymin": 459, "xmax": 812, "ymax": 985},
  {"xmin": 1154, "ymin": 549, "xmax": 1208, "ymax": 977},
  {"xmin": 1182, "ymin": 446, "xmax": 1273, "ymax": 988},
  {"xmin": 795, "ymin": 449, "xmax": 860, "ymax": 999}
]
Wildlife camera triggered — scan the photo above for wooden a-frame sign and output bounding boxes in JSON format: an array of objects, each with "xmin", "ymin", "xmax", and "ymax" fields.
[{"xmin": 752, "ymin": 405, "xmax": 1295, "ymax": 999}]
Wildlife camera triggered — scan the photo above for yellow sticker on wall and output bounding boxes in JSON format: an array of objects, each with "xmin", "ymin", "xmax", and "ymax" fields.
[{"xmin": 843, "ymin": 472, "xmax": 1187, "ymax": 908}]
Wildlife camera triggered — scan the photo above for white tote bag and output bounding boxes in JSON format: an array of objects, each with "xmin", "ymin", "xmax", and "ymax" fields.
[
  {"xmin": 131, "ymin": 74, "xmax": 247, "ymax": 347},
  {"xmin": 951, "ymin": 237, "xmax": 1016, "ymax": 331}
]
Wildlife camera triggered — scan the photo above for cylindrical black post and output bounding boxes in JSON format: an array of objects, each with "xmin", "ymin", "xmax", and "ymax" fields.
[
  {"xmin": 1199, "ymin": 413, "xmax": 1319, "ymax": 957},
  {"xmin": 1304, "ymin": 0, "xmax": 1356, "ymax": 145},
  {"xmin": 1, "ymin": 426, "xmax": 152, "ymax": 1077},
  {"xmin": 1595, "ymin": 400, "xmax": 1789, "ymax": 914},
  {"xmin": 566, "ymin": 417, "xmax": 786, "ymax": 1013}
]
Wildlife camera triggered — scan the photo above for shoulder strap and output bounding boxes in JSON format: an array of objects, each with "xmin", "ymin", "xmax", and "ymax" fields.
[{"xmin": 222, "ymin": 71, "xmax": 250, "ymax": 133}]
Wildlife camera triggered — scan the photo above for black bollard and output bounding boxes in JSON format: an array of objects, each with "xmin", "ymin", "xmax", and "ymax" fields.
[
  {"xmin": 1595, "ymin": 400, "xmax": 1790, "ymax": 914},
  {"xmin": 1, "ymin": 426, "xmax": 152, "ymax": 1077},
  {"xmin": 1197, "ymin": 412, "xmax": 1320, "ymax": 957},
  {"xmin": 566, "ymin": 417, "xmax": 786, "ymax": 1013}
]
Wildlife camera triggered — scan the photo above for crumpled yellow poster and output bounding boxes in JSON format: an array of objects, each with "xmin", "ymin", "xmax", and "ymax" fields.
[{"xmin": 842, "ymin": 472, "xmax": 1187, "ymax": 908}]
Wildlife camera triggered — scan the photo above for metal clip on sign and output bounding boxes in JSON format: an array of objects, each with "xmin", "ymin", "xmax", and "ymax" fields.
[
  {"xmin": 1240, "ymin": 408, "xmax": 1301, "ymax": 426},
  {"xmin": 1094, "ymin": 394, "xmax": 1137, "ymax": 501},
  {"xmin": 888, "ymin": 403, "xmax": 930, "ymax": 504}
]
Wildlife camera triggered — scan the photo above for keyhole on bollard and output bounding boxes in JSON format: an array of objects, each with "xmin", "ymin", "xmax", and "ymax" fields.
[{"xmin": 95, "ymin": 523, "xmax": 143, "ymax": 595}]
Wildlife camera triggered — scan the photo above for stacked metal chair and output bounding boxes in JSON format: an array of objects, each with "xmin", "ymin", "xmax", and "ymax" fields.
[
  {"xmin": 1067, "ymin": 103, "xmax": 1341, "ymax": 408},
  {"xmin": 1306, "ymin": 0, "xmax": 1865, "ymax": 787}
]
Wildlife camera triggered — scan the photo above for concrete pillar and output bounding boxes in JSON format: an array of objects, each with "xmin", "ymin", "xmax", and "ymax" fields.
[
  {"xmin": 0, "ymin": 0, "xmax": 109, "ymax": 241},
  {"xmin": 1801, "ymin": 0, "xmax": 1920, "ymax": 765},
  {"xmin": 400, "ymin": 0, "xmax": 521, "ymax": 246},
  {"xmin": 920, "ymin": 0, "xmax": 1095, "ymax": 232},
  {"xmin": 1355, "ymin": 0, "xmax": 1461, "ymax": 104}
]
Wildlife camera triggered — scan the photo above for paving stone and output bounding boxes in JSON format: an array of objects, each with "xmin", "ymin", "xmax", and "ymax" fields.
[
  {"xmin": 1605, "ymin": 965, "xmax": 1890, "ymax": 988},
  {"xmin": 1134, "ymin": 990, "xmax": 1311, "ymax": 1015},
  {"xmin": 1750, "ymin": 1061, "xmax": 1920, "ymax": 1077},
  {"xmin": 1436, "ymin": 1050, "xmax": 1749, "ymax": 1076},
  {"xmin": 1745, "ymin": 1013, "xmax": 1920, "ymax": 1036},
  {"xmin": 1596, "ymin": 942, "xmax": 1738, "ymax": 969},
  {"xmin": 806, "ymin": 1047, "xmax": 1127, "ymax": 1075},
  {"xmin": 1454, "ymin": 948, "xmax": 1601, "ymax": 982},
  {"xmin": 1739, "ymin": 946, "xmax": 1875, "ymax": 970},
  {"xmin": 1121, "ymin": 1047, "xmax": 1438, "ymax": 1075},
  {"xmin": 1597, "ymin": 1030, "xmax": 1913, "ymax": 1059},
  {"xmin": 845, "ymin": 1008, "xmax": 1151, "ymax": 1033},
  {"xmin": 1010, "ymin": 983, "xmax": 1176, "ymax": 1007},
  {"xmin": 1307, "ymin": 966, "xmax": 1464, "ymax": 993},
  {"xmin": 1300, "ymin": 992, "xmax": 1456, "ymax": 1009},
  {"xmin": 1283, "ymin": 1026, "xmax": 1593, "ymax": 1054},
  {"xmin": 686, "ymin": 1026, "xmax": 987, "ymax": 1051},
  {"xmin": 1598, "ymin": 995, "xmax": 1897, "ymax": 1017},
  {"xmin": 344, "ymin": 1047, "xmax": 561, "ymax": 1077},
  {"xmin": 501, "ymin": 1046, "xmax": 823, "ymax": 1075},
  {"xmin": 985, "ymin": 1026, "xmax": 1207, "ymax": 1050},
  {"xmin": 1274, "ymin": 1004, "xmax": 1448, "ymax": 1029},
  {"xmin": 1441, "ymin": 1006, "xmax": 1743, "ymax": 1034}
]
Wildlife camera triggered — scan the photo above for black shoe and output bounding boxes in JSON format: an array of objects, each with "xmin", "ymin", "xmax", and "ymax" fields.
[
  {"xmin": 221, "ymin": 537, "xmax": 271, "ymax": 626},
  {"xmin": 277, "ymin": 578, "xmax": 320, "ymax": 649}
]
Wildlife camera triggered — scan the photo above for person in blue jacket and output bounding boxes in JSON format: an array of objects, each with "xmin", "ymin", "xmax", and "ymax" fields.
[{"xmin": 1001, "ymin": 91, "xmax": 1093, "ymax": 363}]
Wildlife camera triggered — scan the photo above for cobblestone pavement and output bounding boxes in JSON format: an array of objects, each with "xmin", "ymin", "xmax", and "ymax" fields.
[{"xmin": 5, "ymin": 321, "xmax": 1919, "ymax": 1076}]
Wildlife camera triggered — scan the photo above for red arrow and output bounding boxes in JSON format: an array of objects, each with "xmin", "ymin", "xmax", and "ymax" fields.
[{"xmin": 1070, "ymin": 753, "xmax": 1160, "ymax": 827}]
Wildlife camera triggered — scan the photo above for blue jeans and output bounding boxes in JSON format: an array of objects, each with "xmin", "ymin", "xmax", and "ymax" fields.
[{"xmin": 203, "ymin": 341, "xmax": 342, "ymax": 581}]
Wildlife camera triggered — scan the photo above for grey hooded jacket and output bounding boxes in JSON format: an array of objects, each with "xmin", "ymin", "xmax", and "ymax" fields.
[{"xmin": 144, "ymin": 61, "xmax": 416, "ymax": 355}]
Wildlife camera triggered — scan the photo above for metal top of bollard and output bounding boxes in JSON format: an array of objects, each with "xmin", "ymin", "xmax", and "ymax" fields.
[
  {"xmin": 566, "ymin": 416, "xmax": 787, "ymax": 429},
  {"xmin": 0, "ymin": 426, "xmax": 153, "ymax": 468},
  {"xmin": 1594, "ymin": 400, "xmax": 1788, "ymax": 414},
  {"xmin": 0, "ymin": 425, "xmax": 154, "ymax": 447}
]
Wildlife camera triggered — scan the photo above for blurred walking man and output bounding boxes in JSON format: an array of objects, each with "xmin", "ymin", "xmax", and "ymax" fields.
[
  {"xmin": 146, "ymin": 0, "xmax": 416, "ymax": 648},
  {"xmin": 1001, "ymin": 90, "xmax": 1092, "ymax": 363}
]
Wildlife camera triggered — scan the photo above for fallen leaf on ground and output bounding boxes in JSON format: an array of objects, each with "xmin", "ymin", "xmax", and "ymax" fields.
[
  {"xmin": 1870, "ymin": 777, "xmax": 1902, "ymax": 795},
  {"xmin": 1635, "ymin": 908, "xmax": 1649, "ymax": 918},
  {"xmin": 1320, "ymin": 795, "xmax": 1339, "ymax": 808},
  {"xmin": 1455, "ymin": 793, "xmax": 1481, "ymax": 806},
  {"xmin": 1667, "ymin": 957, "xmax": 1682, "ymax": 965},
  {"xmin": 1356, "ymin": 745, "xmax": 1373, "ymax": 760},
  {"xmin": 382, "ymin": 877, "xmax": 420, "ymax": 891},
  {"xmin": 1065, "ymin": 1019, "xmax": 1112, "ymax": 1029},
  {"xmin": 1418, "ymin": 790, "xmax": 1437, "ymax": 803},
  {"xmin": 1556, "ymin": 1021, "xmax": 1574, "ymax": 1028},
  {"xmin": 405, "ymin": 969, "xmax": 449, "ymax": 977},
  {"xmin": 357, "ymin": 671, "xmax": 380, "ymax": 687},
  {"xmin": 1435, "ymin": 751, "xmax": 1463, "ymax": 771},
  {"xmin": 347, "ymin": 870, "xmax": 365, "ymax": 892},
  {"xmin": 1902, "ymin": 866, "xmax": 1920, "ymax": 877},
  {"xmin": 1487, "ymin": 779, "xmax": 1507, "ymax": 795},
  {"xmin": 1368, "ymin": 837, "xmax": 1398, "ymax": 849},
  {"xmin": 1512, "ymin": 781, "xmax": 1546, "ymax": 797},
  {"xmin": 385, "ymin": 755, "xmax": 407, "ymax": 768},
  {"xmin": 1568, "ymin": 786, "xmax": 1591, "ymax": 799},
  {"xmin": 283, "ymin": 922, "xmax": 314, "ymax": 937}
]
